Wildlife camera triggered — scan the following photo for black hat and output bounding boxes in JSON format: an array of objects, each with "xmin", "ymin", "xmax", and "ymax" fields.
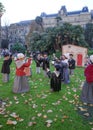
[
  {"xmin": 55, "ymin": 64, "xmax": 60, "ymax": 70},
  {"xmin": 4, "ymin": 53, "xmax": 9, "ymax": 57}
]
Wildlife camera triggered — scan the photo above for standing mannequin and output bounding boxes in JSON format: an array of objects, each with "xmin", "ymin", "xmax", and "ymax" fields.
[{"xmin": 13, "ymin": 53, "xmax": 31, "ymax": 93}]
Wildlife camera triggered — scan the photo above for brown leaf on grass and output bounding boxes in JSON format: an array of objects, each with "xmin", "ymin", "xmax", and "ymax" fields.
[
  {"xmin": 34, "ymin": 86, "xmax": 37, "ymax": 89},
  {"xmin": 52, "ymin": 102, "xmax": 57, "ymax": 106},
  {"xmin": 36, "ymin": 94, "xmax": 41, "ymax": 98},
  {"xmin": 89, "ymin": 122, "xmax": 93, "ymax": 125},
  {"xmin": 37, "ymin": 113, "xmax": 42, "ymax": 117},
  {"xmin": 33, "ymin": 122, "xmax": 37, "ymax": 125},
  {"xmin": 57, "ymin": 100, "xmax": 61, "ymax": 104},
  {"xmin": 41, "ymin": 104, "xmax": 46, "ymax": 108},
  {"xmin": 73, "ymin": 94, "xmax": 79, "ymax": 100},
  {"xmin": 43, "ymin": 115, "xmax": 47, "ymax": 119},
  {"xmin": 41, "ymin": 94, "xmax": 48, "ymax": 99},
  {"xmin": 39, "ymin": 78, "xmax": 42, "ymax": 81},
  {"xmin": 83, "ymin": 113, "xmax": 90, "ymax": 117},
  {"xmin": 72, "ymin": 88, "xmax": 77, "ymax": 92},
  {"xmin": 4, "ymin": 114, "xmax": 8, "ymax": 117},
  {"xmin": 78, "ymin": 107, "xmax": 87, "ymax": 112},
  {"xmin": 32, "ymin": 104, "xmax": 38, "ymax": 108},
  {"xmin": 32, "ymin": 116, "xmax": 36, "ymax": 120},
  {"xmin": 61, "ymin": 119, "xmax": 64, "ymax": 123},
  {"xmin": 63, "ymin": 115, "xmax": 69, "ymax": 119},
  {"xmin": 21, "ymin": 93, "xmax": 25, "ymax": 97},
  {"xmin": 16, "ymin": 117, "xmax": 24, "ymax": 122},
  {"xmin": 68, "ymin": 100, "xmax": 74, "ymax": 104},
  {"xmin": 0, "ymin": 108, "xmax": 6, "ymax": 115},
  {"xmin": 28, "ymin": 121, "xmax": 37, "ymax": 126},
  {"xmin": 59, "ymin": 109, "xmax": 62, "ymax": 112},
  {"xmin": 62, "ymin": 95, "xmax": 68, "ymax": 101},
  {"xmin": 47, "ymin": 110, "xmax": 53, "ymax": 113},
  {"xmin": 0, "ymin": 125, "xmax": 3, "ymax": 128},
  {"xmin": 54, "ymin": 118, "xmax": 57, "ymax": 122},
  {"xmin": 10, "ymin": 112, "xmax": 19, "ymax": 118},
  {"xmin": 9, "ymin": 101, "xmax": 13, "ymax": 105},
  {"xmin": 13, "ymin": 96, "xmax": 18, "ymax": 101},
  {"xmin": 46, "ymin": 123, "xmax": 51, "ymax": 127},
  {"xmin": 67, "ymin": 92, "xmax": 71, "ymax": 94},
  {"xmin": 24, "ymin": 100, "xmax": 29, "ymax": 104},
  {"xmin": 28, "ymin": 98, "xmax": 32, "ymax": 101},
  {"xmin": 15, "ymin": 101, "xmax": 19, "ymax": 104},
  {"xmin": 46, "ymin": 120, "xmax": 53, "ymax": 124},
  {"xmin": 28, "ymin": 122, "xmax": 33, "ymax": 126},
  {"xmin": 6, "ymin": 119, "xmax": 17, "ymax": 125}
]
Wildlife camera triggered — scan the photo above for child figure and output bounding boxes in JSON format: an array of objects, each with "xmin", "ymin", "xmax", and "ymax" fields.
[
  {"xmin": 24, "ymin": 56, "xmax": 33, "ymax": 77},
  {"xmin": 12, "ymin": 53, "xmax": 31, "ymax": 93},
  {"xmin": 47, "ymin": 65, "xmax": 61, "ymax": 92},
  {"xmin": 1, "ymin": 53, "xmax": 12, "ymax": 82},
  {"xmin": 35, "ymin": 54, "xmax": 42, "ymax": 74},
  {"xmin": 42, "ymin": 53, "xmax": 50, "ymax": 77},
  {"xmin": 68, "ymin": 54, "xmax": 76, "ymax": 75},
  {"xmin": 80, "ymin": 55, "xmax": 93, "ymax": 105}
]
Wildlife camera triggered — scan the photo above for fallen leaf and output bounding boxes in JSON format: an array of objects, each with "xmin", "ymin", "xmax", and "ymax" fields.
[
  {"xmin": 43, "ymin": 115, "xmax": 47, "ymax": 119},
  {"xmin": 28, "ymin": 122, "xmax": 33, "ymax": 126},
  {"xmin": 83, "ymin": 113, "xmax": 90, "ymax": 117},
  {"xmin": 47, "ymin": 110, "xmax": 53, "ymax": 113},
  {"xmin": 10, "ymin": 112, "xmax": 19, "ymax": 118},
  {"xmin": 63, "ymin": 115, "xmax": 69, "ymax": 119},
  {"xmin": 37, "ymin": 113, "xmax": 42, "ymax": 117},
  {"xmin": 6, "ymin": 120, "xmax": 17, "ymax": 125},
  {"xmin": 0, "ymin": 125, "xmax": 3, "ymax": 128},
  {"xmin": 46, "ymin": 120, "xmax": 53, "ymax": 124},
  {"xmin": 78, "ymin": 107, "xmax": 87, "ymax": 112},
  {"xmin": 13, "ymin": 96, "xmax": 18, "ymax": 101},
  {"xmin": 46, "ymin": 123, "xmax": 51, "ymax": 127}
]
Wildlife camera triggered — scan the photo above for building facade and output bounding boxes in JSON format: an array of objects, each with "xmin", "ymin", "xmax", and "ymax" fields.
[
  {"xmin": 41, "ymin": 6, "xmax": 93, "ymax": 28},
  {"xmin": 1, "ymin": 5, "xmax": 93, "ymax": 49},
  {"xmin": 1, "ymin": 20, "xmax": 31, "ymax": 49}
]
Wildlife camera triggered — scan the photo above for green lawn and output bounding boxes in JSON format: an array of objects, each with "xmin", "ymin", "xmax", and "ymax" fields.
[{"xmin": 0, "ymin": 60, "xmax": 93, "ymax": 130}]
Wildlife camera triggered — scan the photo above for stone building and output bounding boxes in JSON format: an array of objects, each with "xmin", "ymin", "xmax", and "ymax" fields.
[
  {"xmin": 1, "ymin": 5, "xmax": 93, "ymax": 50},
  {"xmin": 41, "ymin": 6, "xmax": 93, "ymax": 28},
  {"xmin": 1, "ymin": 20, "xmax": 31, "ymax": 49}
]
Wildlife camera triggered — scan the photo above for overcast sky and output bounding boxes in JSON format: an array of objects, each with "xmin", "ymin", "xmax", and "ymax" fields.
[{"xmin": 1, "ymin": 0, "xmax": 93, "ymax": 26}]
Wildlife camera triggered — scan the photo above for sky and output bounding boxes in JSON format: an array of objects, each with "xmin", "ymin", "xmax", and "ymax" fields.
[{"xmin": 0, "ymin": 0, "xmax": 93, "ymax": 26}]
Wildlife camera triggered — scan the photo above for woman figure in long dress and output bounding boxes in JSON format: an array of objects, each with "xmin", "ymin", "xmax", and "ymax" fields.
[
  {"xmin": 47, "ymin": 65, "xmax": 61, "ymax": 92},
  {"xmin": 80, "ymin": 55, "xmax": 93, "ymax": 105},
  {"xmin": 13, "ymin": 53, "xmax": 32, "ymax": 93}
]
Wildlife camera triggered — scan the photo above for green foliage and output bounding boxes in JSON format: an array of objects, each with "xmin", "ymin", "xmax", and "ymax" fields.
[
  {"xmin": 84, "ymin": 23, "xmax": 93, "ymax": 48},
  {"xmin": 0, "ymin": 2, "xmax": 5, "ymax": 13},
  {"xmin": 88, "ymin": 49, "xmax": 93, "ymax": 56},
  {"xmin": 11, "ymin": 43, "xmax": 26, "ymax": 53},
  {"xmin": 29, "ymin": 23, "xmax": 88, "ymax": 54}
]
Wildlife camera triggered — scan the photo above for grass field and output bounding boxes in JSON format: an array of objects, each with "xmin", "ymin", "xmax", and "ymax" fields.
[{"xmin": 0, "ymin": 59, "xmax": 93, "ymax": 130}]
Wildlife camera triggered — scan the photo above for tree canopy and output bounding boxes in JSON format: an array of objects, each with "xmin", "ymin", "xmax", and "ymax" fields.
[
  {"xmin": 0, "ymin": 2, "xmax": 5, "ymax": 15},
  {"xmin": 28, "ymin": 23, "xmax": 88, "ymax": 54}
]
